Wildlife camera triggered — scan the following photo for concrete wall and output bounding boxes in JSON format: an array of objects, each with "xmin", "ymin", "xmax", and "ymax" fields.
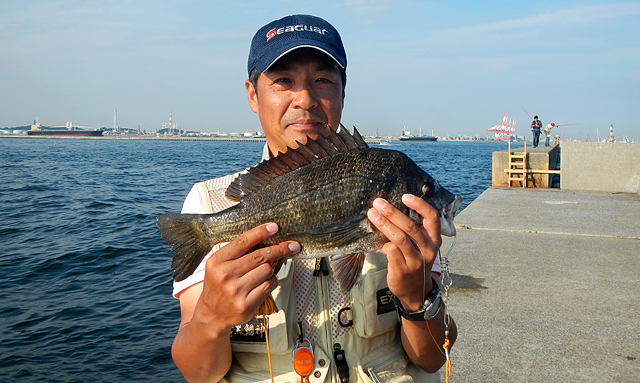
[
  {"xmin": 492, "ymin": 145, "xmax": 560, "ymax": 188},
  {"xmin": 560, "ymin": 142, "xmax": 640, "ymax": 194}
]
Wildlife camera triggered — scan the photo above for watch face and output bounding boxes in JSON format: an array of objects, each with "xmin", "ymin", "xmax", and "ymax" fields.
[
  {"xmin": 395, "ymin": 278, "xmax": 443, "ymax": 321},
  {"xmin": 424, "ymin": 295, "xmax": 442, "ymax": 320}
]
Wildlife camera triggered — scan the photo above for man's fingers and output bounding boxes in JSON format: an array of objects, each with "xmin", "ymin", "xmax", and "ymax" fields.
[
  {"xmin": 368, "ymin": 198, "xmax": 426, "ymax": 253},
  {"xmin": 401, "ymin": 194, "xmax": 442, "ymax": 247},
  {"xmin": 206, "ymin": 222, "xmax": 299, "ymax": 281},
  {"xmin": 230, "ymin": 223, "xmax": 279, "ymax": 256},
  {"xmin": 241, "ymin": 240, "xmax": 300, "ymax": 282}
]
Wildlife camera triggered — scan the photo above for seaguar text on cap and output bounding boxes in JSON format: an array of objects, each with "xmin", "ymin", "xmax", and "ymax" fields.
[{"xmin": 266, "ymin": 25, "xmax": 329, "ymax": 42}]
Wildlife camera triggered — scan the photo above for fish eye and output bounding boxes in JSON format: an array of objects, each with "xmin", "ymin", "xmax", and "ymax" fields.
[{"xmin": 422, "ymin": 184, "xmax": 437, "ymax": 198}]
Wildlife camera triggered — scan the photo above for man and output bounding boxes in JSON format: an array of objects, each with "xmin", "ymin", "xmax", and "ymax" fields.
[
  {"xmin": 543, "ymin": 123, "xmax": 555, "ymax": 147},
  {"xmin": 171, "ymin": 14, "xmax": 456, "ymax": 383},
  {"xmin": 530, "ymin": 116, "xmax": 542, "ymax": 148}
]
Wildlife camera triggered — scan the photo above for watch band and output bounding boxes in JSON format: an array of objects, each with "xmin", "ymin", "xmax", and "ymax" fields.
[{"xmin": 394, "ymin": 277, "xmax": 443, "ymax": 322}]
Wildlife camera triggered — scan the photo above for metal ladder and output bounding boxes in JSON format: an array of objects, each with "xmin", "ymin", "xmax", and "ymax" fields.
[{"xmin": 507, "ymin": 141, "xmax": 527, "ymax": 188}]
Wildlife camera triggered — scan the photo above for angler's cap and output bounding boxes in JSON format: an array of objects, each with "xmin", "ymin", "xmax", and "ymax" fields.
[{"xmin": 247, "ymin": 14, "xmax": 347, "ymax": 77}]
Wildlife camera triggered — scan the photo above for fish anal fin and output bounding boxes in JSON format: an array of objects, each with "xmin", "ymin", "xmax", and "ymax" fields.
[{"xmin": 330, "ymin": 252, "xmax": 366, "ymax": 292}]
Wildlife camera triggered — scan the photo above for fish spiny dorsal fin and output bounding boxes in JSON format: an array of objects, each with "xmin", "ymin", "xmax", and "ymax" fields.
[
  {"xmin": 334, "ymin": 124, "xmax": 356, "ymax": 150},
  {"xmin": 225, "ymin": 155, "xmax": 301, "ymax": 201},
  {"xmin": 327, "ymin": 125, "xmax": 349, "ymax": 151},
  {"xmin": 294, "ymin": 141, "xmax": 320, "ymax": 162},
  {"xmin": 300, "ymin": 137, "xmax": 329, "ymax": 159},
  {"xmin": 268, "ymin": 156, "xmax": 293, "ymax": 173},
  {"xmin": 225, "ymin": 124, "xmax": 364, "ymax": 200},
  {"xmin": 313, "ymin": 128, "xmax": 340, "ymax": 155},
  {"xmin": 348, "ymin": 125, "xmax": 369, "ymax": 148}
]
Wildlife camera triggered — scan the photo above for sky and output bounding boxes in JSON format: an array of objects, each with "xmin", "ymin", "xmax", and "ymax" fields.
[{"xmin": 1, "ymin": 0, "xmax": 639, "ymax": 141}]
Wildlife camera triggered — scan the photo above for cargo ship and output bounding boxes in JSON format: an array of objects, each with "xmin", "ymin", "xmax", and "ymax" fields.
[
  {"xmin": 398, "ymin": 127, "xmax": 437, "ymax": 142},
  {"xmin": 27, "ymin": 121, "xmax": 103, "ymax": 137}
]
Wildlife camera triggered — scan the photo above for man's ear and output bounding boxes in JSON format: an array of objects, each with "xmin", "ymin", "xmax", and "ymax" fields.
[{"xmin": 245, "ymin": 80, "xmax": 259, "ymax": 114}]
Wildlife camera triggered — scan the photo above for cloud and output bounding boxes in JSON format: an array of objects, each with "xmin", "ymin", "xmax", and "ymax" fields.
[{"xmin": 445, "ymin": 3, "xmax": 640, "ymax": 38}]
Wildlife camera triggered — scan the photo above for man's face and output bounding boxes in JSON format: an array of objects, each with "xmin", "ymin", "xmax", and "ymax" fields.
[{"xmin": 245, "ymin": 48, "xmax": 345, "ymax": 156}]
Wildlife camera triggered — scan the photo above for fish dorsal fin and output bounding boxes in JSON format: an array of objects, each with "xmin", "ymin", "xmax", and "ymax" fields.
[{"xmin": 225, "ymin": 125, "xmax": 369, "ymax": 201}]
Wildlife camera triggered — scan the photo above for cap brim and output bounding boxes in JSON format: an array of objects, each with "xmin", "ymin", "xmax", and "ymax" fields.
[{"xmin": 255, "ymin": 42, "xmax": 345, "ymax": 74}]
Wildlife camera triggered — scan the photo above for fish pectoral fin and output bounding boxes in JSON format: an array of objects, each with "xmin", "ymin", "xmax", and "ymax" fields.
[
  {"xmin": 329, "ymin": 252, "xmax": 366, "ymax": 292},
  {"xmin": 290, "ymin": 216, "xmax": 373, "ymax": 248}
]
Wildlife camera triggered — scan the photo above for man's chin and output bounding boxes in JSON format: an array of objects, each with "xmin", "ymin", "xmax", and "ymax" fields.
[{"xmin": 290, "ymin": 127, "xmax": 324, "ymax": 143}]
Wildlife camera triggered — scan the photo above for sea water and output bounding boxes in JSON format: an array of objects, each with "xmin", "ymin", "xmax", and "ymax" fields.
[{"xmin": 0, "ymin": 137, "xmax": 514, "ymax": 382}]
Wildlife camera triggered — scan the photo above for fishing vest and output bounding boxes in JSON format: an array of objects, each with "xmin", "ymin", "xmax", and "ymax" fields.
[{"xmin": 192, "ymin": 174, "xmax": 440, "ymax": 383}]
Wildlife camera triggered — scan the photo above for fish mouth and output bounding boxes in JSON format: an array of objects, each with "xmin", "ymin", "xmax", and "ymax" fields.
[{"xmin": 440, "ymin": 195, "xmax": 463, "ymax": 237}]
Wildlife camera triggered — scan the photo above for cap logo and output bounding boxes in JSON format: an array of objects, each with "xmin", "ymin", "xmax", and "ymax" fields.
[
  {"xmin": 266, "ymin": 28, "xmax": 277, "ymax": 42},
  {"xmin": 265, "ymin": 24, "xmax": 328, "ymax": 42}
]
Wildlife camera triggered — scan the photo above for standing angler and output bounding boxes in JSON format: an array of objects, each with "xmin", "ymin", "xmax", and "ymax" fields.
[
  {"xmin": 531, "ymin": 115, "xmax": 542, "ymax": 148},
  {"xmin": 168, "ymin": 14, "xmax": 457, "ymax": 383}
]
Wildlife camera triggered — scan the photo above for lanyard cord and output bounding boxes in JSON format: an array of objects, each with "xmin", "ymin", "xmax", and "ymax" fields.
[
  {"xmin": 262, "ymin": 315, "xmax": 274, "ymax": 383},
  {"xmin": 425, "ymin": 234, "xmax": 456, "ymax": 381},
  {"xmin": 440, "ymin": 234, "xmax": 456, "ymax": 382}
]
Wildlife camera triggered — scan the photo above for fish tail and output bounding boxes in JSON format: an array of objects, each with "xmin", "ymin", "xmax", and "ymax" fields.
[{"xmin": 157, "ymin": 213, "xmax": 216, "ymax": 282}]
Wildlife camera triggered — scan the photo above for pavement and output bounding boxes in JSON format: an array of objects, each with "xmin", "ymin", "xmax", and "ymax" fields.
[{"xmin": 437, "ymin": 187, "xmax": 640, "ymax": 382}]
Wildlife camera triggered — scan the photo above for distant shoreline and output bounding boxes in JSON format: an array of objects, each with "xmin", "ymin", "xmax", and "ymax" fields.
[
  {"xmin": 0, "ymin": 134, "xmax": 269, "ymax": 142},
  {"xmin": 0, "ymin": 134, "xmax": 504, "ymax": 143}
]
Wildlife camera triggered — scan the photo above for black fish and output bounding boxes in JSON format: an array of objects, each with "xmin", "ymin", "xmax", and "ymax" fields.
[{"xmin": 157, "ymin": 125, "xmax": 462, "ymax": 295}]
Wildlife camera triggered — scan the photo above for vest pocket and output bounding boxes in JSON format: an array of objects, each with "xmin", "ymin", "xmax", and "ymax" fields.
[
  {"xmin": 222, "ymin": 369, "xmax": 302, "ymax": 383},
  {"xmin": 351, "ymin": 268, "xmax": 398, "ymax": 338},
  {"xmin": 230, "ymin": 260, "xmax": 295, "ymax": 354},
  {"xmin": 230, "ymin": 309, "xmax": 290, "ymax": 354},
  {"xmin": 356, "ymin": 343, "xmax": 413, "ymax": 383}
]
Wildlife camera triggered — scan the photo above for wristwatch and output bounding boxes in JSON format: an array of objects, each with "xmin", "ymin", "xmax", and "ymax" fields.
[{"xmin": 394, "ymin": 277, "xmax": 443, "ymax": 321}]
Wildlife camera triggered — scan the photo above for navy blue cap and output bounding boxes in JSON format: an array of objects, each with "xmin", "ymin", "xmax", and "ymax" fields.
[{"xmin": 247, "ymin": 14, "xmax": 347, "ymax": 77}]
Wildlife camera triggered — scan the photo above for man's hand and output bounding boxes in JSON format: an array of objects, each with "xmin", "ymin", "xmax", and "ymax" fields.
[
  {"xmin": 172, "ymin": 223, "xmax": 300, "ymax": 383},
  {"xmin": 366, "ymin": 195, "xmax": 456, "ymax": 373},
  {"xmin": 366, "ymin": 195, "xmax": 441, "ymax": 311},
  {"xmin": 194, "ymin": 223, "xmax": 301, "ymax": 335}
]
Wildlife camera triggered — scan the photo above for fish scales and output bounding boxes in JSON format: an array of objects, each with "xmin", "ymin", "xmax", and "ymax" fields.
[
  {"xmin": 186, "ymin": 150, "xmax": 401, "ymax": 254},
  {"xmin": 157, "ymin": 126, "xmax": 461, "ymax": 293}
]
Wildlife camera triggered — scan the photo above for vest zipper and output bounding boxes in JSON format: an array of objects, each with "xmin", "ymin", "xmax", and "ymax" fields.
[{"xmin": 315, "ymin": 257, "xmax": 339, "ymax": 383}]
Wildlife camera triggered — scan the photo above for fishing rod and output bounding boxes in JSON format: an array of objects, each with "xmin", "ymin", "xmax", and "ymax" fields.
[
  {"xmin": 554, "ymin": 123, "xmax": 579, "ymax": 128},
  {"xmin": 519, "ymin": 104, "xmax": 533, "ymax": 120}
]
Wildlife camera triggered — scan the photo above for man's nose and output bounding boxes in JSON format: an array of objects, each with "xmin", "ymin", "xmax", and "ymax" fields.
[{"xmin": 292, "ymin": 87, "xmax": 319, "ymax": 109}]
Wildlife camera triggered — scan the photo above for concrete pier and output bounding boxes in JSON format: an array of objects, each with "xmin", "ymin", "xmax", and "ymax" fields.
[
  {"xmin": 438, "ymin": 187, "xmax": 640, "ymax": 382},
  {"xmin": 561, "ymin": 142, "xmax": 640, "ymax": 194},
  {"xmin": 492, "ymin": 144, "xmax": 560, "ymax": 188},
  {"xmin": 492, "ymin": 141, "xmax": 640, "ymax": 192}
]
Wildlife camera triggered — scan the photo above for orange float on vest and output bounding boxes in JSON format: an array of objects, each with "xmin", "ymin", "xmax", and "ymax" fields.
[{"xmin": 293, "ymin": 346, "xmax": 314, "ymax": 376}]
